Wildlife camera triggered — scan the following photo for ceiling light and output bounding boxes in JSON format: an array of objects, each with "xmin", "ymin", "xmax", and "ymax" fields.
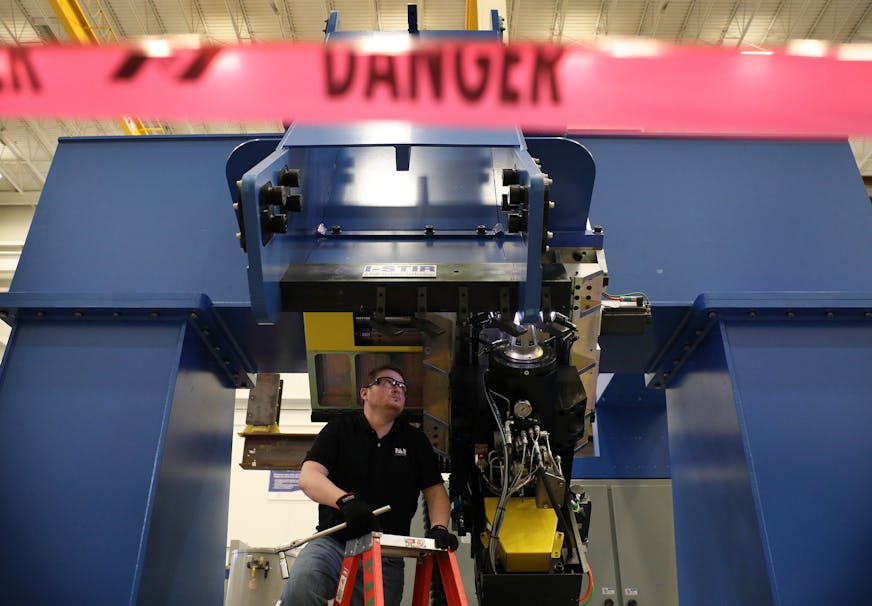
[
  {"xmin": 787, "ymin": 39, "xmax": 829, "ymax": 58},
  {"xmin": 740, "ymin": 44, "xmax": 773, "ymax": 56}
]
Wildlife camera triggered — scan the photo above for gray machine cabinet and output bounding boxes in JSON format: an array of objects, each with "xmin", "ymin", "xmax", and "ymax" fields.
[{"xmin": 577, "ymin": 480, "xmax": 679, "ymax": 606}]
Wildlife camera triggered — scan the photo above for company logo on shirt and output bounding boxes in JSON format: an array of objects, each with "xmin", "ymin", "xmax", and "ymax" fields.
[{"xmin": 394, "ymin": 447, "xmax": 407, "ymax": 457}]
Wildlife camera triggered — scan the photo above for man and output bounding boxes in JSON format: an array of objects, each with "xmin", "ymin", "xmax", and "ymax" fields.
[{"xmin": 281, "ymin": 364, "xmax": 458, "ymax": 606}]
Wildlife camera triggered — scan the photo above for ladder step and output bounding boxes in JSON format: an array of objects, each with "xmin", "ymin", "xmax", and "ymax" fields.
[{"xmin": 376, "ymin": 533, "xmax": 442, "ymax": 558}]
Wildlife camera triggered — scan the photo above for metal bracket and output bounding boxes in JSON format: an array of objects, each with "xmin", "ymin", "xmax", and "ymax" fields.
[
  {"xmin": 542, "ymin": 287, "xmax": 552, "ymax": 314},
  {"xmin": 647, "ymin": 294, "xmax": 872, "ymax": 390},
  {"xmin": 458, "ymin": 287, "xmax": 469, "ymax": 317},
  {"xmin": 499, "ymin": 287, "xmax": 510, "ymax": 316},
  {"xmin": 245, "ymin": 373, "xmax": 283, "ymax": 427}
]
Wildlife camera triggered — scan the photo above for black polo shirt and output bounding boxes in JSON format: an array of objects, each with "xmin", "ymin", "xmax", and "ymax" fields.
[{"xmin": 304, "ymin": 415, "xmax": 443, "ymax": 543}]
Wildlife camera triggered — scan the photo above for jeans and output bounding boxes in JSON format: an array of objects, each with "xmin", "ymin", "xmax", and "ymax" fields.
[{"xmin": 280, "ymin": 537, "xmax": 405, "ymax": 606}]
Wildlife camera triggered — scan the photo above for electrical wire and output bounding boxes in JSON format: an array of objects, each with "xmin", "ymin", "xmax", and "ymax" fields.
[
  {"xmin": 578, "ymin": 569, "xmax": 595, "ymax": 605},
  {"xmin": 603, "ymin": 290, "xmax": 650, "ymax": 304},
  {"xmin": 483, "ymin": 373, "xmax": 509, "ymax": 574}
]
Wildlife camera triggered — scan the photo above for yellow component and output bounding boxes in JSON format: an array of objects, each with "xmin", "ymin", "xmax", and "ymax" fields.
[
  {"xmin": 303, "ymin": 312, "xmax": 422, "ymax": 353},
  {"xmin": 482, "ymin": 497, "xmax": 563, "ymax": 572},
  {"xmin": 48, "ymin": 0, "xmax": 159, "ymax": 136},
  {"xmin": 551, "ymin": 531, "xmax": 564, "ymax": 559},
  {"xmin": 465, "ymin": 0, "xmax": 479, "ymax": 30}
]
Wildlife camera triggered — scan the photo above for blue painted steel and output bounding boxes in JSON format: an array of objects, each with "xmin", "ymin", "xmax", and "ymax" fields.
[
  {"xmin": 666, "ymin": 325, "xmax": 774, "ymax": 606},
  {"xmin": 0, "ymin": 294, "xmax": 256, "ymax": 388},
  {"xmin": 572, "ymin": 402, "xmax": 670, "ymax": 480},
  {"xmin": 11, "ymin": 135, "xmax": 254, "ymax": 304},
  {"xmin": 280, "ymin": 123, "xmax": 525, "ymax": 148},
  {"xmin": 597, "ymin": 373, "xmax": 665, "ymax": 407},
  {"xmin": 0, "ymin": 318, "xmax": 233, "ymax": 605},
  {"xmin": 323, "ymin": 8, "xmax": 501, "ymax": 41},
  {"xmin": 526, "ymin": 137, "xmax": 596, "ymax": 242},
  {"xmin": 489, "ymin": 8, "xmax": 502, "ymax": 34},
  {"xmin": 518, "ymin": 163, "xmax": 546, "ymax": 323},
  {"xmin": 647, "ymin": 292, "xmax": 872, "ymax": 389},
  {"xmin": 571, "ymin": 137, "xmax": 872, "ymax": 373},
  {"xmin": 666, "ymin": 318, "xmax": 872, "ymax": 605},
  {"xmin": 576, "ymin": 137, "xmax": 872, "ymax": 299},
  {"xmin": 237, "ymin": 125, "xmax": 560, "ymax": 323},
  {"xmin": 571, "ymin": 375, "xmax": 671, "ymax": 479}
]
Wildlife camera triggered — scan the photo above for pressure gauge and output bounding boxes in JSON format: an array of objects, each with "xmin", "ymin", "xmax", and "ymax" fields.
[{"xmin": 513, "ymin": 399, "xmax": 533, "ymax": 418}]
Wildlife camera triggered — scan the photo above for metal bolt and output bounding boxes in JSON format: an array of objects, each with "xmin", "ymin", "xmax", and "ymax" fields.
[
  {"xmin": 786, "ymin": 310, "xmax": 796, "ymax": 318},
  {"xmin": 0, "ymin": 310, "xmax": 6, "ymax": 318},
  {"xmin": 214, "ymin": 345, "xmax": 221, "ymax": 352},
  {"xmin": 548, "ymin": 201, "xmax": 555, "ymax": 209},
  {"xmin": 546, "ymin": 231, "xmax": 554, "ymax": 240},
  {"xmin": 112, "ymin": 311, "xmax": 121, "ymax": 318},
  {"xmin": 73, "ymin": 310, "xmax": 83, "ymax": 318},
  {"xmin": 825, "ymin": 310, "xmax": 834, "ymax": 318},
  {"xmin": 202, "ymin": 328, "xmax": 211, "ymax": 336},
  {"xmin": 707, "ymin": 311, "xmax": 718, "ymax": 319},
  {"xmin": 190, "ymin": 312, "xmax": 199, "ymax": 320},
  {"xmin": 235, "ymin": 232, "xmax": 242, "ymax": 240},
  {"xmin": 36, "ymin": 310, "xmax": 45, "ymax": 317},
  {"xmin": 150, "ymin": 311, "xmax": 160, "ymax": 318}
]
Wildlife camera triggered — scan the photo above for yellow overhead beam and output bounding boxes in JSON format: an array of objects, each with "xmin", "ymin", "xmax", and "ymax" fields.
[
  {"xmin": 466, "ymin": 0, "xmax": 479, "ymax": 30},
  {"xmin": 48, "ymin": 0, "xmax": 99, "ymax": 43},
  {"xmin": 48, "ymin": 0, "xmax": 156, "ymax": 136}
]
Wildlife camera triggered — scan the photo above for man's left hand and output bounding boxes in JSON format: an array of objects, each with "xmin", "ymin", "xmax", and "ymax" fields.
[{"xmin": 426, "ymin": 525, "xmax": 459, "ymax": 551}]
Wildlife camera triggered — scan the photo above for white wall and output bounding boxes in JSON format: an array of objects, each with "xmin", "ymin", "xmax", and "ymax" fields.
[
  {"xmin": 0, "ymin": 205, "xmax": 33, "ymax": 292},
  {"xmin": 226, "ymin": 373, "xmax": 325, "ymax": 550}
]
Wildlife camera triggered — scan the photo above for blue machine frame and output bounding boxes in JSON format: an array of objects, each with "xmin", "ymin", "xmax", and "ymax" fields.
[{"xmin": 1, "ymin": 13, "xmax": 871, "ymax": 606}]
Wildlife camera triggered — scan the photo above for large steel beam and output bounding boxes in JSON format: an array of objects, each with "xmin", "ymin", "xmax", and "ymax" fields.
[
  {"xmin": 0, "ymin": 315, "xmax": 234, "ymax": 604},
  {"xmin": 667, "ymin": 316, "xmax": 872, "ymax": 605}
]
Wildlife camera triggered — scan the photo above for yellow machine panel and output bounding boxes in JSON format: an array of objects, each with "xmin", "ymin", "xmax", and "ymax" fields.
[{"xmin": 482, "ymin": 497, "xmax": 563, "ymax": 572}]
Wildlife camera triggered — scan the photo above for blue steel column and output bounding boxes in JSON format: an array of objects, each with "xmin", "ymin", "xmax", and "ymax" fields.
[
  {"xmin": 667, "ymin": 318, "xmax": 872, "ymax": 605},
  {"xmin": 0, "ymin": 134, "xmax": 261, "ymax": 604},
  {"xmin": 0, "ymin": 317, "xmax": 233, "ymax": 604}
]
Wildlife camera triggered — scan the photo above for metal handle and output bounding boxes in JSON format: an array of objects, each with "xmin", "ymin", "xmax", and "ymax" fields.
[{"xmin": 275, "ymin": 505, "xmax": 391, "ymax": 553}]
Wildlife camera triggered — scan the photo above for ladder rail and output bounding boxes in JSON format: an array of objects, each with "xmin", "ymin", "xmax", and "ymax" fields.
[{"xmin": 336, "ymin": 533, "xmax": 469, "ymax": 606}]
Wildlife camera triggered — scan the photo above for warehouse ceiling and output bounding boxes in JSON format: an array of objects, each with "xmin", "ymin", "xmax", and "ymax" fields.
[{"xmin": 0, "ymin": 0, "xmax": 870, "ymax": 205}]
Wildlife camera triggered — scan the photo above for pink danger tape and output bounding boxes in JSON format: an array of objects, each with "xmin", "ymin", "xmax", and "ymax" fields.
[{"xmin": 0, "ymin": 39, "xmax": 871, "ymax": 137}]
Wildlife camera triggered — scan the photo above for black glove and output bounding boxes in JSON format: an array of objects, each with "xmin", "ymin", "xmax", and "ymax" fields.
[
  {"xmin": 426, "ymin": 525, "xmax": 459, "ymax": 551},
  {"xmin": 336, "ymin": 493, "xmax": 379, "ymax": 538}
]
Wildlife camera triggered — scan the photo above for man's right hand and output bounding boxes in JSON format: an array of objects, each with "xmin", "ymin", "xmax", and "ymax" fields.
[{"xmin": 336, "ymin": 493, "xmax": 379, "ymax": 537}]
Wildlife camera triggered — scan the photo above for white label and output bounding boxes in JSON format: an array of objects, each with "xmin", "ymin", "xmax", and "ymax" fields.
[
  {"xmin": 362, "ymin": 264, "xmax": 437, "ymax": 278},
  {"xmin": 624, "ymin": 587, "xmax": 639, "ymax": 596},
  {"xmin": 601, "ymin": 587, "xmax": 616, "ymax": 595}
]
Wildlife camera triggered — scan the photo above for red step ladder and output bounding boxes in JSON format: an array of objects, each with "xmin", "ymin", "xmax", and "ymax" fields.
[{"xmin": 334, "ymin": 532, "xmax": 468, "ymax": 606}]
